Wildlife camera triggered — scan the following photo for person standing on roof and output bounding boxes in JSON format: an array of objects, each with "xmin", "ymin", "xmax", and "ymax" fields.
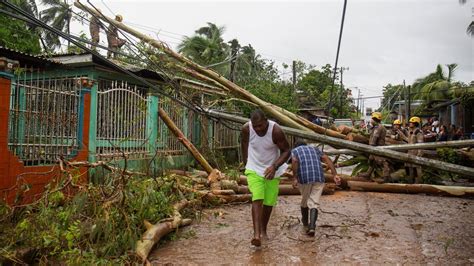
[
  {"xmin": 241, "ymin": 109, "xmax": 290, "ymax": 247},
  {"xmin": 359, "ymin": 112, "xmax": 392, "ymax": 183},
  {"xmin": 106, "ymin": 14, "xmax": 126, "ymax": 58},
  {"xmin": 89, "ymin": 11, "xmax": 104, "ymax": 51}
]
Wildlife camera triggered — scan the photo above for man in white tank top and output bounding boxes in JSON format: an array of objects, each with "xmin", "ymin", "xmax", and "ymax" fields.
[{"xmin": 241, "ymin": 109, "xmax": 290, "ymax": 247}]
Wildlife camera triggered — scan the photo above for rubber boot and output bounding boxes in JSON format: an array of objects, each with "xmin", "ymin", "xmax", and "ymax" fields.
[
  {"xmin": 301, "ymin": 207, "xmax": 309, "ymax": 227},
  {"xmin": 307, "ymin": 208, "xmax": 318, "ymax": 236}
]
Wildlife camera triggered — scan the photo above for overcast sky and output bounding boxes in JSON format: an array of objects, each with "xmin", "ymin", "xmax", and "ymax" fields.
[{"xmin": 73, "ymin": 0, "xmax": 473, "ymax": 110}]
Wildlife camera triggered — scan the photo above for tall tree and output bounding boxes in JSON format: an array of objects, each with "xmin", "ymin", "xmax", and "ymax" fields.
[{"xmin": 40, "ymin": 0, "xmax": 72, "ymax": 51}]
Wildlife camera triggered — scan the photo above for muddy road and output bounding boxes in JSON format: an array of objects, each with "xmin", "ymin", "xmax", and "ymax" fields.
[{"xmin": 149, "ymin": 192, "xmax": 473, "ymax": 264}]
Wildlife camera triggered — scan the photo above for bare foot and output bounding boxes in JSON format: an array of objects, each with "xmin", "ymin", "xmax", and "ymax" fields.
[{"xmin": 251, "ymin": 238, "xmax": 261, "ymax": 247}]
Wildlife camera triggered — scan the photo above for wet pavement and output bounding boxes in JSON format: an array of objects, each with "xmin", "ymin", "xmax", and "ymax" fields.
[{"xmin": 149, "ymin": 191, "xmax": 474, "ymax": 265}]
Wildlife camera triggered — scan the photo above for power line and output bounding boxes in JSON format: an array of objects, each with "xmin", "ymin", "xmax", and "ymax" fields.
[
  {"xmin": 326, "ymin": 0, "xmax": 348, "ymax": 114},
  {"xmin": 83, "ymin": 1, "xmax": 295, "ymax": 65},
  {"xmin": 0, "ymin": 0, "xmax": 201, "ymax": 114}
]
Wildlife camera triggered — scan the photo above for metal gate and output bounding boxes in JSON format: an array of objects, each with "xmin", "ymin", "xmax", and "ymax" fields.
[
  {"xmin": 8, "ymin": 71, "xmax": 82, "ymax": 165},
  {"xmin": 96, "ymin": 80, "xmax": 149, "ymax": 159}
]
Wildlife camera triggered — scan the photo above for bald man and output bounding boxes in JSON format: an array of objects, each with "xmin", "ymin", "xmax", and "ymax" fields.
[{"xmin": 241, "ymin": 109, "xmax": 290, "ymax": 246}]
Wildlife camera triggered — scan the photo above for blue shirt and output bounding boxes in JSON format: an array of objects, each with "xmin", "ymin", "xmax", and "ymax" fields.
[{"xmin": 291, "ymin": 145, "xmax": 325, "ymax": 184}]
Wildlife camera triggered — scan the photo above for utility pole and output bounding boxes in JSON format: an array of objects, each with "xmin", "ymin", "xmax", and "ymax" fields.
[
  {"xmin": 398, "ymin": 89, "xmax": 402, "ymax": 122},
  {"xmin": 361, "ymin": 97, "xmax": 365, "ymax": 121},
  {"xmin": 326, "ymin": 0, "xmax": 348, "ymax": 115},
  {"xmin": 356, "ymin": 88, "xmax": 360, "ymax": 118},
  {"xmin": 292, "ymin": 60, "xmax": 297, "ymax": 91},
  {"xmin": 407, "ymin": 84, "xmax": 411, "ymax": 120},
  {"xmin": 339, "ymin": 67, "xmax": 349, "ymax": 118},
  {"xmin": 229, "ymin": 39, "xmax": 239, "ymax": 82},
  {"xmin": 404, "ymin": 80, "xmax": 408, "ymax": 125}
]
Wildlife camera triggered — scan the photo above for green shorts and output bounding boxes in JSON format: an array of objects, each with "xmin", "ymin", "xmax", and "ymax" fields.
[{"xmin": 245, "ymin": 169, "xmax": 280, "ymax": 206}]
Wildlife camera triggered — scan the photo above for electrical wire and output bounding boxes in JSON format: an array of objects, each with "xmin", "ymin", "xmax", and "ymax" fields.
[
  {"xmin": 0, "ymin": 0, "xmax": 200, "ymax": 113},
  {"xmin": 326, "ymin": 0, "xmax": 348, "ymax": 113},
  {"xmin": 85, "ymin": 0, "xmax": 233, "ymax": 125}
]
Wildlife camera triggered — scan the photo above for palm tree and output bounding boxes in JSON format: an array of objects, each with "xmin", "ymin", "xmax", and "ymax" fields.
[
  {"xmin": 40, "ymin": 0, "xmax": 72, "ymax": 51},
  {"xmin": 414, "ymin": 64, "xmax": 458, "ymax": 102},
  {"xmin": 9, "ymin": 0, "xmax": 49, "ymax": 51},
  {"xmin": 178, "ymin": 23, "xmax": 230, "ymax": 74},
  {"xmin": 467, "ymin": 21, "xmax": 474, "ymax": 37},
  {"xmin": 459, "ymin": 0, "xmax": 474, "ymax": 37}
]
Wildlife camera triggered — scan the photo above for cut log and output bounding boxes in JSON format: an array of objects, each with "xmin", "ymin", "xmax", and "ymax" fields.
[
  {"xmin": 279, "ymin": 184, "xmax": 336, "ymax": 195},
  {"xmin": 324, "ymin": 173, "xmax": 369, "ymax": 189},
  {"xmin": 213, "ymin": 194, "xmax": 252, "ymax": 203},
  {"xmin": 338, "ymin": 125, "xmax": 353, "ymax": 135},
  {"xmin": 347, "ymin": 181, "xmax": 474, "ymax": 198},
  {"xmin": 345, "ymin": 133, "xmax": 369, "ymax": 144},
  {"xmin": 177, "ymin": 184, "xmax": 250, "ymax": 204},
  {"xmin": 220, "ymin": 179, "xmax": 239, "ymax": 192},
  {"xmin": 235, "ymin": 183, "xmax": 335, "ymax": 195},
  {"xmin": 168, "ymin": 169, "xmax": 208, "ymax": 178},
  {"xmin": 158, "ymin": 108, "xmax": 214, "ymax": 174},
  {"xmin": 211, "ymin": 189, "xmax": 236, "ymax": 195},
  {"xmin": 208, "ymin": 169, "xmax": 222, "ymax": 191},
  {"xmin": 136, "ymin": 199, "xmax": 192, "ymax": 263},
  {"xmin": 208, "ymin": 111, "xmax": 474, "ymax": 178}
]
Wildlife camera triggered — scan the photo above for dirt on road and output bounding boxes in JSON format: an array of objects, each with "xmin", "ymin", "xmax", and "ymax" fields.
[{"xmin": 149, "ymin": 191, "xmax": 474, "ymax": 265}]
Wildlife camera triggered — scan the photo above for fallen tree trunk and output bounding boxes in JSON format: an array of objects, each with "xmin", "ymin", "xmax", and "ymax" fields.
[
  {"xmin": 325, "ymin": 139, "xmax": 474, "ymax": 155},
  {"xmin": 347, "ymin": 181, "xmax": 474, "ymax": 198},
  {"xmin": 136, "ymin": 199, "xmax": 193, "ymax": 263},
  {"xmin": 158, "ymin": 108, "xmax": 214, "ymax": 174},
  {"xmin": 208, "ymin": 111, "xmax": 474, "ymax": 178},
  {"xmin": 236, "ymin": 183, "xmax": 336, "ymax": 195},
  {"xmin": 177, "ymin": 183, "xmax": 251, "ymax": 204},
  {"xmin": 279, "ymin": 184, "xmax": 336, "ymax": 195}
]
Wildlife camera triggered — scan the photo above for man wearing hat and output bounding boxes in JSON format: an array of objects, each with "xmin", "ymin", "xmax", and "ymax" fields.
[
  {"xmin": 359, "ymin": 112, "xmax": 391, "ymax": 183},
  {"xmin": 399, "ymin": 116, "xmax": 424, "ymax": 183},
  {"xmin": 388, "ymin": 119, "xmax": 405, "ymax": 141}
]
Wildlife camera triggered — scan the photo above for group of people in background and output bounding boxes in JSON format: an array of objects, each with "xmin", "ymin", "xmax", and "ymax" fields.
[
  {"xmin": 419, "ymin": 117, "xmax": 465, "ymax": 142},
  {"xmin": 389, "ymin": 116, "xmax": 465, "ymax": 143},
  {"xmin": 360, "ymin": 112, "xmax": 466, "ymax": 184}
]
